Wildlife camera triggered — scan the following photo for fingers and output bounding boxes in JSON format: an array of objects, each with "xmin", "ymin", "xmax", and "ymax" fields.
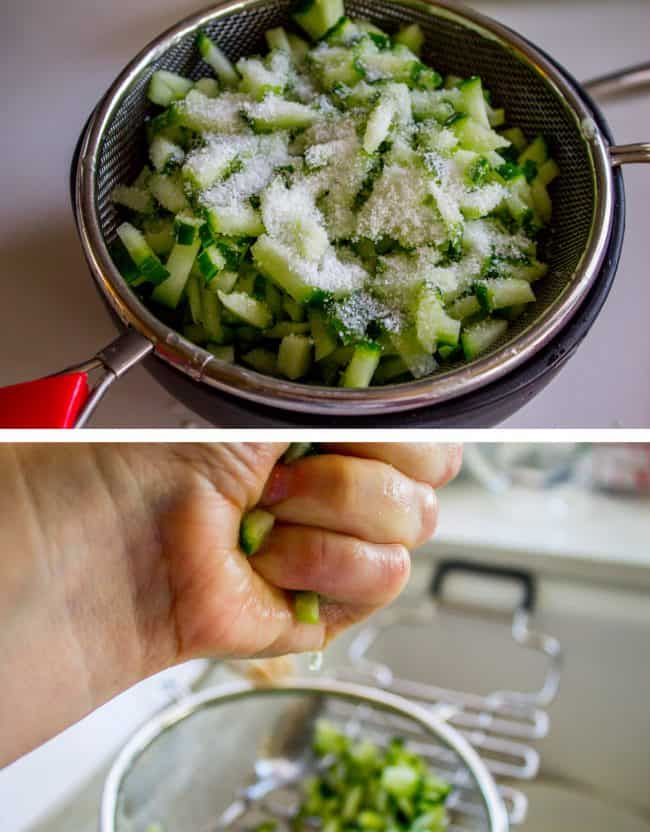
[
  {"xmin": 259, "ymin": 455, "xmax": 437, "ymax": 548},
  {"xmin": 170, "ymin": 443, "xmax": 290, "ymax": 512},
  {"xmin": 251, "ymin": 524, "xmax": 410, "ymax": 607},
  {"xmin": 318, "ymin": 443, "xmax": 463, "ymax": 489}
]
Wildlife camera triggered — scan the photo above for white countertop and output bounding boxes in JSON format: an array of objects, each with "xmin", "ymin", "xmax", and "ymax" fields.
[
  {"xmin": 434, "ymin": 479, "xmax": 650, "ymax": 589},
  {"xmin": 1, "ymin": 0, "xmax": 649, "ymax": 427}
]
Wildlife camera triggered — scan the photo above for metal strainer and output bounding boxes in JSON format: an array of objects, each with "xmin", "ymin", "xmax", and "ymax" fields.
[
  {"xmin": 21, "ymin": 0, "xmax": 649, "ymax": 424},
  {"xmin": 101, "ymin": 679, "xmax": 509, "ymax": 832}
]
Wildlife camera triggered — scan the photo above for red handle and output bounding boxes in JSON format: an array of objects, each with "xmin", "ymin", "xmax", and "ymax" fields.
[{"xmin": 0, "ymin": 373, "xmax": 90, "ymax": 429}]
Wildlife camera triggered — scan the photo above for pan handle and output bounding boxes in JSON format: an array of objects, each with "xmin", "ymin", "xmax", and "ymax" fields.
[
  {"xmin": 0, "ymin": 329, "xmax": 153, "ymax": 429},
  {"xmin": 583, "ymin": 61, "xmax": 650, "ymax": 166}
]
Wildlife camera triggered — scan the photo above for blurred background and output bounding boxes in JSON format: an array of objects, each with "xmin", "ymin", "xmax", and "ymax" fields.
[
  {"xmin": 1, "ymin": 442, "xmax": 648, "ymax": 831},
  {"xmin": 1, "ymin": 0, "xmax": 649, "ymax": 426}
]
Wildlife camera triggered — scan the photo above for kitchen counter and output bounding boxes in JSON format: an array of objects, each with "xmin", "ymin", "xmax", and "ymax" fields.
[{"xmin": 1, "ymin": 0, "xmax": 649, "ymax": 427}]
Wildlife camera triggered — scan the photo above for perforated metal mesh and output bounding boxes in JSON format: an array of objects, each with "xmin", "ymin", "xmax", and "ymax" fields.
[{"xmin": 93, "ymin": 0, "xmax": 598, "ymax": 380}]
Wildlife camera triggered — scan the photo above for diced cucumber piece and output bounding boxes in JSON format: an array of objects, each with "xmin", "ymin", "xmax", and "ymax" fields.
[
  {"xmin": 149, "ymin": 135, "xmax": 184, "ymax": 173},
  {"xmin": 487, "ymin": 104, "xmax": 505, "ymax": 127},
  {"xmin": 266, "ymin": 27, "xmax": 292, "ymax": 53},
  {"xmin": 459, "ymin": 77, "xmax": 489, "ymax": 128},
  {"xmin": 240, "ymin": 508, "xmax": 275, "ymax": 555},
  {"xmin": 149, "ymin": 172, "xmax": 189, "ymax": 213},
  {"xmin": 237, "ymin": 53, "xmax": 288, "ymax": 101},
  {"xmin": 142, "ymin": 217, "xmax": 175, "ymax": 257},
  {"xmin": 147, "ymin": 70, "xmax": 193, "ymax": 107},
  {"xmin": 200, "ymin": 287, "xmax": 226, "ymax": 341},
  {"xmin": 342, "ymin": 342, "xmax": 382, "ymax": 387},
  {"xmin": 174, "ymin": 213, "xmax": 203, "ymax": 245},
  {"xmin": 111, "ymin": 184, "xmax": 154, "ymax": 214},
  {"xmin": 172, "ymin": 90, "xmax": 247, "ymax": 133},
  {"xmin": 183, "ymin": 323, "xmax": 209, "ymax": 344},
  {"xmin": 287, "ymin": 32, "xmax": 311, "ymax": 62},
  {"xmin": 509, "ymin": 260, "xmax": 549, "ymax": 283},
  {"xmin": 206, "ymin": 343, "xmax": 235, "ymax": 362},
  {"xmin": 152, "ymin": 237, "xmax": 201, "ymax": 308},
  {"xmin": 294, "ymin": 591, "xmax": 320, "ymax": 624},
  {"xmin": 196, "ymin": 30, "xmax": 239, "ymax": 87},
  {"xmin": 538, "ymin": 158, "xmax": 560, "ymax": 186},
  {"xmin": 252, "ymin": 236, "xmax": 319, "ymax": 303},
  {"xmin": 197, "ymin": 244, "xmax": 228, "ymax": 282},
  {"xmin": 217, "ymin": 290, "xmax": 273, "ymax": 329},
  {"xmin": 186, "ymin": 272, "xmax": 203, "ymax": 323},
  {"xmin": 450, "ymin": 115, "xmax": 511, "ymax": 152},
  {"xmin": 394, "ymin": 24, "xmax": 424, "ymax": 56},
  {"xmin": 518, "ymin": 135, "xmax": 549, "ymax": 166},
  {"xmin": 364, "ymin": 99, "xmax": 395, "ymax": 153},
  {"xmin": 194, "ymin": 77, "xmax": 220, "ymax": 97},
  {"xmin": 242, "ymin": 347, "xmax": 279, "ymax": 374},
  {"xmin": 284, "ymin": 297, "xmax": 306, "ymax": 322},
  {"xmin": 207, "ymin": 270, "xmax": 239, "ymax": 294},
  {"xmin": 501, "ymin": 127, "xmax": 527, "ymax": 152},
  {"xmin": 245, "ymin": 95, "xmax": 320, "ymax": 132},
  {"xmin": 264, "ymin": 321, "xmax": 312, "ymax": 338},
  {"xmin": 390, "ymin": 330, "xmax": 437, "ymax": 379},
  {"xmin": 206, "ymin": 204, "xmax": 265, "ymax": 237},
  {"xmin": 475, "ymin": 278, "xmax": 535, "ymax": 312},
  {"xmin": 416, "ymin": 291, "xmax": 461, "ymax": 352},
  {"xmin": 324, "ymin": 16, "xmax": 362, "ymax": 46},
  {"xmin": 461, "ymin": 317, "xmax": 508, "ymax": 360},
  {"xmin": 117, "ymin": 222, "xmax": 169, "ymax": 284},
  {"xmin": 292, "ymin": 0, "xmax": 345, "ymax": 41},
  {"xmin": 530, "ymin": 180, "xmax": 552, "ymax": 222},
  {"xmin": 309, "ymin": 45, "xmax": 363, "ymax": 88},
  {"xmin": 310, "ymin": 309, "xmax": 337, "ymax": 360},
  {"xmin": 277, "ymin": 334, "xmax": 313, "ymax": 379},
  {"xmin": 183, "ymin": 142, "xmax": 240, "ymax": 191},
  {"xmin": 448, "ymin": 294, "xmax": 481, "ymax": 321},
  {"xmin": 109, "ymin": 239, "xmax": 140, "ymax": 283},
  {"xmin": 372, "ymin": 355, "xmax": 409, "ymax": 384}
]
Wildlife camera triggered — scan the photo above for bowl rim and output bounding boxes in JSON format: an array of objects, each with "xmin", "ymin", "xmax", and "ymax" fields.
[{"xmin": 75, "ymin": 0, "xmax": 615, "ymax": 416}]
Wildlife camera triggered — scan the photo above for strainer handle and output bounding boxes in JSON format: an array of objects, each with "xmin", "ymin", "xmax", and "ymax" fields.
[
  {"xmin": 583, "ymin": 61, "xmax": 650, "ymax": 165},
  {"xmin": 0, "ymin": 329, "xmax": 152, "ymax": 429}
]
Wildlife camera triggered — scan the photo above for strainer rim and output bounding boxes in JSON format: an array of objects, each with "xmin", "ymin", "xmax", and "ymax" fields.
[
  {"xmin": 100, "ymin": 677, "xmax": 509, "ymax": 832},
  {"xmin": 75, "ymin": 0, "xmax": 615, "ymax": 416}
]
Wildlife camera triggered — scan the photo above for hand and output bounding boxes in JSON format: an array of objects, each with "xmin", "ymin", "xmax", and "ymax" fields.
[{"xmin": 0, "ymin": 442, "xmax": 461, "ymax": 764}]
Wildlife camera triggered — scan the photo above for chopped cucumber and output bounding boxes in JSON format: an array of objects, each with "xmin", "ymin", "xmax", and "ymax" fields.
[
  {"xmin": 240, "ymin": 508, "xmax": 275, "ymax": 555},
  {"xmin": 394, "ymin": 24, "xmax": 424, "ymax": 56},
  {"xmin": 217, "ymin": 290, "xmax": 273, "ymax": 328},
  {"xmin": 278, "ymin": 334, "xmax": 313, "ymax": 379},
  {"xmin": 196, "ymin": 30, "xmax": 239, "ymax": 87},
  {"xmin": 293, "ymin": 0, "xmax": 345, "ymax": 41},
  {"xmin": 252, "ymin": 236, "xmax": 319, "ymax": 304},
  {"xmin": 110, "ymin": 10, "xmax": 557, "ymax": 385},
  {"xmin": 461, "ymin": 317, "xmax": 508, "ymax": 360},
  {"xmin": 148, "ymin": 70, "xmax": 193, "ymax": 107},
  {"xmin": 342, "ymin": 342, "xmax": 381, "ymax": 387},
  {"xmin": 475, "ymin": 278, "xmax": 535, "ymax": 312},
  {"xmin": 294, "ymin": 591, "xmax": 320, "ymax": 624},
  {"xmin": 117, "ymin": 222, "xmax": 169, "ymax": 284},
  {"xmin": 152, "ymin": 237, "xmax": 201, "ymax": 308}
]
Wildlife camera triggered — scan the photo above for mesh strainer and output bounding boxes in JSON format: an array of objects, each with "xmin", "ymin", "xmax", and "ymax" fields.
[
  {"xmin": 101, "ymin": 679, "xmax": 509, "ymax": 832},
  {"xmin": 1, "ymin": 0, "xmax": 647, "ymax": 426}
]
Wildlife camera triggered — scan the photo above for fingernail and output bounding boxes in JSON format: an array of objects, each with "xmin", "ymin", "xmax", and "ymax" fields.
[{"xmin": 260, "ymin": 465, "xmax": 292, "ymax": 506}]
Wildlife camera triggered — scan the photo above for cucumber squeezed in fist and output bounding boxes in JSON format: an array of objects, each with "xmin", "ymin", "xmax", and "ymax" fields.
[
  {"xmin": 240, "ymin": 443, "xmax": 320, "ymax": 625},
  {"xmin": 111, "ymin": 0, "xmax": 558, "ymax": 386}
]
